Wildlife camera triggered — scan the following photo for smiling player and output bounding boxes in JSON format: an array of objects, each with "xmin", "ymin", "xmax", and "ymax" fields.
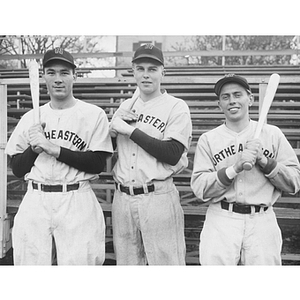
[{"xmin": 191, "ymin": 74, "xmax": 300, "ymax": 265}]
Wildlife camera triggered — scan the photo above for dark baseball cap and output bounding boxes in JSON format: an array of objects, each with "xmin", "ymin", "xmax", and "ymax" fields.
[
  {"xmin": 43, "ymin": 47, "xmax": 76, "ymax": 69},
  {"xmin": 132, "ymin": 44, "xmax": 164, "ymax": 65},
  {"xmin": 214, "ymin": 74, "xmax": 251, "ymax": 96}
]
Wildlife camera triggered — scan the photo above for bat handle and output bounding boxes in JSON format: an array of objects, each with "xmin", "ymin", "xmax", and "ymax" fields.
[{"xmin": 243, "ymin": 161, "xmax": 253, "ymax": 171}]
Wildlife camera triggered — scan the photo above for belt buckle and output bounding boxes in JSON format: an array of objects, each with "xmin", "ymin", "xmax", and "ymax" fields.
[
  {"xmin": 42, "ymin": 184, "xmax": 62, "ymax": 192},
  {"xmin": 116, "ymin": 182, "xmax": 154, "ymax": 196},
  {"xmin": 235, "ymin": 203, "xmax": 250, "ymax": 214}
]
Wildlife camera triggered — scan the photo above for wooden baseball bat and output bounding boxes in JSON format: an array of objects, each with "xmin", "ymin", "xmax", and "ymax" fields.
[
  {"xmin": 29, "ymin": 60, "xmax": 40, "ymax": 124},
  {"xmin": 28, "ymin": 60, "xmax": 42, "ymax": 153},
  {"xmin": 110, "ymin": 87, "xmax": 140, "ymax": 137},
  {"xmin": 128, "ymin": 86, "xmax": 140, "ymax": 111},
  {"xmin": 243, "ymin": 73, "xmax": 280, "ymax": 170}
]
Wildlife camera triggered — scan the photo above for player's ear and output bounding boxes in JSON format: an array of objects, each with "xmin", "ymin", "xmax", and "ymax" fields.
[
  {"xmin": 217, "ymin": 100, "xmax": 223, "ymax": 112},
  {"xmin": 73, "ymin": 71, "xmax": 77, "ymax": 81},
  {"xmin": 248, "ymin": 93, "xmax": 254, "ymax": 106}
]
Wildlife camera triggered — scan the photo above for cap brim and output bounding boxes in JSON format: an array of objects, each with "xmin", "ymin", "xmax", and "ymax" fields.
[
  {"xmin": 43, "ymin": 57, "xmax": 76, "ymax": 68},
  {"xmin": 215, "ymin": 77, "xmax": 250, "ymax": 96},
  {"xmin": 132, "ymin": 55, "xmax": 163, "ymax": 65}
]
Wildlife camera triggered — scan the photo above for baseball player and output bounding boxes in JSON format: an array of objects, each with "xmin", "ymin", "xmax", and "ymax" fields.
[
  {"xmin": 109, "ymin": 44, "xmax": 192, "ymax": 265},
  {"xmin": 5, "ymin": 47, "xmax": 113, "ymax": 265},
  {"xmin": 191, "ymin": 74, "xmax": 300, "ymax": 265}
]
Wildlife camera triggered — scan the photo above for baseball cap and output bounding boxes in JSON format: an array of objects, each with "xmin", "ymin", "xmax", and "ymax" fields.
[
  {"xmin": 132, "ymin": 44, "xmax": 164, "ymax": 65},
  {"xmin": 43, "ymin": 47, "xmax": 76, "ymax": 69},
  {"xmin": 214, "ymin": 74, "xmax": 251, "ymax": 96}
]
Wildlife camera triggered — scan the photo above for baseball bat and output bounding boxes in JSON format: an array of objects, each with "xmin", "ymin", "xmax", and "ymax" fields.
[
  {"xmin": 129, "ymin": 86, "xmax": 140, "ymax": 111},
  {"xmin": 243, "ymin": 73, "xmax": 280, "ymax": 170},
  {"xmin": 29, "ymin": 60, "xmax": 40, "ymax": 124},
  {"xmin": 28, "ymin": 60, "xmax": 43, "ymax": 153},
  {"xmin": 110, "ymin": 87, "xmax": 140, "ymax": 137}
]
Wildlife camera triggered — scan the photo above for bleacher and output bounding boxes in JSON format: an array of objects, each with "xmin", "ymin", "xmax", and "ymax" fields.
[{"xmin": 2, "ymin": 65, "xmax": 300, "ymax": 265}]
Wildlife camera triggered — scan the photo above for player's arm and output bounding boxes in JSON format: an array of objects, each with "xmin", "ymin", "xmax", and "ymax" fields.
[
  {"xmin": 130, "ymin": 128, "xmax": 184, "ymax": 166},
  {"xmin": 263, "ymin": 132, "xmax": 300, "ymax": 194},
  {"xmin": 191, "ymin": 135, "xmax": 234, "ymax": 202},
  {"xmin": 110, "ymin": 116, "xmax": 184, "ymax": 165},
  {"xmin": 10, "ymin": 146, "xmax": 39, "ymax": 178},
  {"xmin": 57, "ymin": 147, "xmax": 111, "ymax": 174},
  {"xmin": 216, "ymin": 139, "xmax": 275, "ymax": 187}
]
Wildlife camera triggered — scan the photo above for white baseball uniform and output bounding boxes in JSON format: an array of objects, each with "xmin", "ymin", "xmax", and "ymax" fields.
[
  {"xmin": 191, "ymin": 120, "xmax": 300, "ymax": 265},
  {"xmin": 112, "ymin": 90, "xmax": 192, "ymax": 265},
  {"xmin": 5, "ymin": 99, "xmax": 113, "ymax": 265}
]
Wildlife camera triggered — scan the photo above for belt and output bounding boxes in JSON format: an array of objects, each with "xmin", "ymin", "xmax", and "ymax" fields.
[
  {"xmin": 221, "ymin": 200, "xmax": 268, "ymax": 214},
  {"xmin": 32, "ymin": 182, "xmax": 80, "ymax": 193},
  {"xmin": 115, "ymin": 183, "xmax": 155, "ymax": 195}
]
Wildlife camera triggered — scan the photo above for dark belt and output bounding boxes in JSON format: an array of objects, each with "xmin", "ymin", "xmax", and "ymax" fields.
[
  {"xmin": 115, "ymin": 183, "xmax": 155, "ymax": 195},
  {"xmin": 32, "ymin": 182, "xmax": 80, "ymax": 193},
  {"xmin": 221, "ymin": 200, "xmax": 268, "ymax": 214}
]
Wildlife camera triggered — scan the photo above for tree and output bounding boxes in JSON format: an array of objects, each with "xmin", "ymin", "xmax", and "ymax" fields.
[
  {"xmin": 167, "ymin": 35, "xmax": 223, "ymax": 66},
  {"xmin": 0, "ymin": 35, "xmax": 105, "ymax": 68},
  {"xmin": 167, "ymin": 35, "xmax": 295, "ymax": 66},
  {"xmin": 225, "ymin": 35, "xmax": 294, "ymax": 65}
]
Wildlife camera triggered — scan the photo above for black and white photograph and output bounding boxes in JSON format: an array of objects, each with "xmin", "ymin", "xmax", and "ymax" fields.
[{"xmin": 1, "ymin": 1, "xmax": 299, "ymax": 299}]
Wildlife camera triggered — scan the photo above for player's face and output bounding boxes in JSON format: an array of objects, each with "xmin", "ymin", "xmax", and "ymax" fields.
[
  {"xmin": 43, "ymin": 62, "xmax": 76, "ymax": 102},
  {"xmin": 133, "ymin": 62, "xmax": 165, "ymax": 100},
  {"xmin": 218, "ymin": 83, "xmax": 254, "ymax": 124}
]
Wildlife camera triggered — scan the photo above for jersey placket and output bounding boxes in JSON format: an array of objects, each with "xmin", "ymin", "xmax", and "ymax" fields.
[
  {"xmin": 50, "ymin": 111, "xmax": 64, "ymax": 182},
  {"xmin": 235, "ymin": 134, "xmax": 246, "ymax": 204},
  {"xmin": 128, "ymin": 142, "xmax": 139, "ymax": 186}
]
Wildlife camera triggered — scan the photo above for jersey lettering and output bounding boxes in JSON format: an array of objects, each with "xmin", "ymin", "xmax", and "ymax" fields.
[
  {"xmin": 212, "ymin": 143, "xmax": 274, "ymax": 166},
  {"xmin": 263, "ymin": 149, "xmax": 275, "ymax": 159},
  {"xmin": 44, "ymin": 129, "xmax": 87, "ymax": 150},
  {"xmin": 137, "ymin": 114, "xmax": 166, "ymax": 133}
]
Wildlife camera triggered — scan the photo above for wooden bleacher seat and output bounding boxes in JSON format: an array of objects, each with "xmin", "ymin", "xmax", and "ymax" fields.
[{"xmin": 3, "ymin": 66, "xmax": 300, "ymax": 265}]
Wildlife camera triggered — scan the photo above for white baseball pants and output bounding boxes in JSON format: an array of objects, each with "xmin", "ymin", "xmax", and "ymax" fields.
[
  {"xmin": 199, "ymin": 202, "xmax": 282, "ymax": 265},
  {"xmin": 112, "ymin": 179, "xmax": 186, "ymax": 265},
  {"xmin": 12, "ymin": 181, "xmax": 106, "ymax": 265}
]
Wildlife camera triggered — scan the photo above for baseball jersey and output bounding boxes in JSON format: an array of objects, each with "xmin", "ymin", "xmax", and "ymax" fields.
[
  {"xmin": 191, "ymin": 119, "xmax": 300, "ymax": 206},
  {"xmin": 112, "ymin": 91, "xmax": 192, "ymax": 186},
  {"xmin": 6, "ymin": 99, "xmax": 113, "ymax": 184}
]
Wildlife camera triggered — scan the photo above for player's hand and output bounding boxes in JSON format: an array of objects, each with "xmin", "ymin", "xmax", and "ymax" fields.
[
  {"xmin": 29, "ymin": 123, "xmax": 60, "ymax": 158},
  {"xmin": 234, "ymin": 148, "xmax": 257, "ymax": 173},
  {"xmin": 245, "ymin": 139, "xmax": 267, "ymax": 168},
  {"xmin": 109, "ymin": 126, "xmax": 118, "ymax": 138},
  {"xmin": 245, "ymin": 139, "xmax": 261, "ymax": 157},
  {"xmin": 110, "ymin": 116, "xmax": 135, "ymax": 136},
  {"xmin": 113, "ymin": 108, "xmax": 138, "ymax": 123},
  {"xmin": 110, "ymin": 108, "xmax": 138, "ymax": 137},
  {"xmin": 28, "ymin": 123, "xmax": 45, "ymax": 153}
]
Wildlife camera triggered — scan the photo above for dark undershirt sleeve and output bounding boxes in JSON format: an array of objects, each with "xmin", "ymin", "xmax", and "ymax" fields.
[
  {"xmin": 112, "ymin": 137, "xmax": 117, "ymax": 150},
  {"xmin": 57, "ymin": 147, "xmax": 110, "ymax": 174},
  {"xmin": 10, "ymin": 146, "xmax": 39, "ymax": 178},
  {"xmin": 259, "ymin": 157, "xmax": 277, "ymax": 174},
  {"xmin": 129, "ymin": 128, "xmax": 185, "ymax": 166},
  {"xmin": 10, "ymin": 147, "xmax": 111, "ymax": 178}
]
